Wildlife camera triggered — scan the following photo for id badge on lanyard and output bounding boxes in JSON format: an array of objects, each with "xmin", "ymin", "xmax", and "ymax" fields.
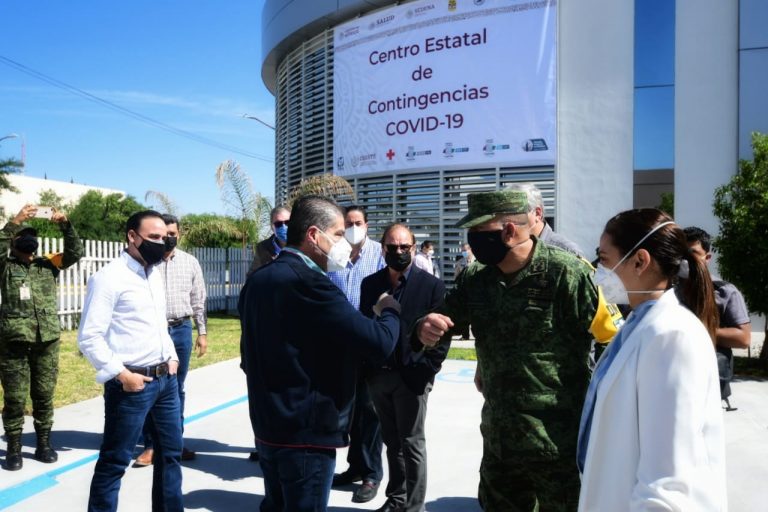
[{"xmin": 20, "ymin": 283, "xmax": 31, "ymax": 301}]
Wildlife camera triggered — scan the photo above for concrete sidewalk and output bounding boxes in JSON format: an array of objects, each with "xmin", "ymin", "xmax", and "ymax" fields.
[{"xmin": 1, "ymin": 358, "xmax": 767, "ymax": 511}]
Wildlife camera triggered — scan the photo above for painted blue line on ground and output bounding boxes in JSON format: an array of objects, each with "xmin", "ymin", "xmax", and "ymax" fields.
[{"xmin": 0, "ymin": 394, "xmax": 249, "ymax": 510}]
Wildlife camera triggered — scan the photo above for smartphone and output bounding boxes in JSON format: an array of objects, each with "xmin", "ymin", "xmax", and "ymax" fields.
[{"xmin": 33, "ymin": 206, "xmax": 54, "ymax": 219}]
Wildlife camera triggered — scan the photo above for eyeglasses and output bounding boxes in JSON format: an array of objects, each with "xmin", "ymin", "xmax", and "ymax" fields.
[
  {"xmin": 385, "ymin": 244, "xmax": 413, "ymax": 253},
  {"xmin": 273, "ymin": 221, "xmax": 289, "ymax": 228}
]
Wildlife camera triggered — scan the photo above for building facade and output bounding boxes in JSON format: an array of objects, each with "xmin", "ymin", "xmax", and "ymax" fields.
[{"xmin": 261, "ymin": 0, "xmax": 768, "ymax": 279}]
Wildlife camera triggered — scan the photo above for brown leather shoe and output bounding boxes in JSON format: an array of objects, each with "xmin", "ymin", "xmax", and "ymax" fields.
[{"xmin": 133, "ymin": 448, "xmax": 153, "ymax": 467}]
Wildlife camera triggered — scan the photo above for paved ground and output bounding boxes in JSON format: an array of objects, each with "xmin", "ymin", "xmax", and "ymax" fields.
[{"xmin": 1, "ymin": 357, "xmax": 766, "ymax": 511}]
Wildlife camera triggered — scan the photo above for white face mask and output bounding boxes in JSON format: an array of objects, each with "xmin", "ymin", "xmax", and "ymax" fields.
[
  {"xmin": 344, "ymin": 225, "xmax": 366, "ymax": 245},
  {"xmin": 594, "ymin": 263, "xmax": 629, "ymax": 304},
  {"xmin": 594, "ymin": 221, "xmax": 675, "ymax": 305},
  {"xmin": 427, "ymin": 249, "xmax": 434, "ymax": 257},
  {"xmin": 319, "ymin": 230, "xmax": 353, "ymax": 272}
]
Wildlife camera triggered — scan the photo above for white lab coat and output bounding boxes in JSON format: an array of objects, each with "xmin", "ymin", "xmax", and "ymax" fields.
[{"xmin": 578, "ymin": 290, "xmax": 727, "ymax": 511}]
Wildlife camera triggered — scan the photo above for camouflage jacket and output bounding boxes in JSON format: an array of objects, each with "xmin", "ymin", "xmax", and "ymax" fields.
[
  {"xmin": 441, "ymin": 238, "xmax": 600, "ymax": 462},
  {"xmin": 0, "ymin": 221, "xmax": 84, "ymax": 343}
]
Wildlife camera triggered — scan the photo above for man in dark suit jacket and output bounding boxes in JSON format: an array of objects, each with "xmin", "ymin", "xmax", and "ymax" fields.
[
  {"xmin": 360, "ymin": 223, "xmax": 448, "ymax": 512},
  {"xmin": 246, "ymin": 205, "xmax": 290, "ymax": 276},
  {"xmin": 239, "ymin": 195, "xmax": 401, "ymax": 512}
]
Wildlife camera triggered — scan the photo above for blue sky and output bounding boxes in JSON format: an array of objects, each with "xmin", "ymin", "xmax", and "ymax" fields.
[
  {"xmin": 0, "ymin": 0, "xmax": 275, "ymax": 216},
  {"xmin": 0, "ymin": 0, "xmax": 675, "ymax": 216}
]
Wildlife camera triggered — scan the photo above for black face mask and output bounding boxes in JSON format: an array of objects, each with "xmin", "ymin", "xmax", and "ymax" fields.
[
  {"xmin": 14, "ymin": 235, "xmax": 39, "ymax": 255},
  {"xmin": 385, "ymin": 251, "xmax": 412, "ymax": 272},
  {"xmin": 164, "ymin": 236, "xmax": 178, "ymax": 252},
  {"xmin": 467, "ymin": 230, "xmax": 510, "ymax": 266},
  {"xmin": 135, "ymin": 235, "xmax": 166, "ymax": 266}
]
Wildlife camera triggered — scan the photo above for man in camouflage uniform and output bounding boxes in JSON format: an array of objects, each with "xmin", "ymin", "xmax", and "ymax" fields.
[
  {"xmin": 0, "ymin": 204, "xmax": 83, "ymax": 471},
  {"xmin": 417, "ymin": 190, "xmax": 620, "ymax": 511}
]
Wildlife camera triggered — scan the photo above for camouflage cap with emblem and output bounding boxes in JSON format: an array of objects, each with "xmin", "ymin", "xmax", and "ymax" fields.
[{"xmin": 455, "ymin": 190, "xmax": 530, "ymax": 228}]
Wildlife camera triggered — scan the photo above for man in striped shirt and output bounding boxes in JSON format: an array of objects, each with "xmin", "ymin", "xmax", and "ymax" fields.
[
  {"xmin": 134, "ymin": 214, "xmax": 207, "ymax": 467},
  {"xmin": 328, "ymin": 205, "xmax": 386, "ymax": 504}
]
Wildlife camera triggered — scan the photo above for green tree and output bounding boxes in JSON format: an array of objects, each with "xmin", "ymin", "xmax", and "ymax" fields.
[
  {"xmin": 713, "ymin": 132, "xmax": 768, "ymax": 360},
  {"xmin": 0, "ymin": 157, "xmax": 22, "ymax": 192},
  {"xmin": 657, "ymin": 192, "xmax": 674, "ymax": 217},
  {"xmin": 287, "ymin": 173, "xmax": 356, "ymax": 207},
  {"xmin": 67, "ymin": 190, "xmax": 147, "ymax": 241},
  {"xmin": 180, "ymin": 213, "xmax": 242, "ymax": 248}
]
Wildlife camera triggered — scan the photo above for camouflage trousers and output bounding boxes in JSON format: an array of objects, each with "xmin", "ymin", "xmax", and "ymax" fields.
[
  {"xmin": 478, "ymin": 440, "xmax": 581, "ymax": 512},
  {"xmin": 0, "ymin": 338, "xmax": 61, "ymax": 436}
]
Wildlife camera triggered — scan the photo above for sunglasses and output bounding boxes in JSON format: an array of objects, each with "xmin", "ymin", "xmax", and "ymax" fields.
[
  {"xmin": 385, "ymin": 244, "xmax": 413, "ymax": 253},
  {"xmin": 273, "ymin": 221, "xmax": 289, "ymax": 228}
]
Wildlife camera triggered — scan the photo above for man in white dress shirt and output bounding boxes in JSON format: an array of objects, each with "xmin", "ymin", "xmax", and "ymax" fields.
[{"xmin": 78, "ymin": 210, "xmax": 182, "ymax": 512}]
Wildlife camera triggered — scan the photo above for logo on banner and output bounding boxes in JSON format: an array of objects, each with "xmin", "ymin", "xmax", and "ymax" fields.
[
  {"xmin": 483, "ymin": 139, "xmax": 511, "ymax": 156},
  {"xmin": 443, "ymin": 142, "xmax": 469, "ymax": 158},
  {"xmin": 448, "ymin": 0, "xmax": 457, "ymax": 12},
  {"xmin": 523, "ymin": 139, "xmax": 549, "ymax": 152},
  {"xmin": 386, "ymin": 149, "xmax": 396, "ymax": 161},
  {"xmin": 339, "ymin": 26, "xmax": 360, "ymax": 40},
  {"xmin": 408, "ymin": 4, "xmax": 435, "ymax": 18},
  {"xmin": 352, "ymin": 153, "xmax": 377, "ymax": 168},
  {"xmin": 474, "ymin": 0, "xmax": 486, "ymax": 6},
  {"xmin": 337, "ymin": 157, "xmax": 345, "ymax": 170},
  {"xmin": 406, "ymin": 146, "xmax": 433, "ymax": 161},
  {"xmin": 369, "ymin": 14, "xmax": 395, "ymax": 30}
]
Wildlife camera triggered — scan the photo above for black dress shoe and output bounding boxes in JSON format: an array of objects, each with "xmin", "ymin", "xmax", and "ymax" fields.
[
  {"xmin": 376, "ymin": 499, "xmax": 405, "ymax": 512},
  {"xmin": 332, "ymin": 470, "xmax": 363, "ymax": 487},
  {"xmin": 352, "ymin": 480, "xmax": 379, "ymax": 503}
]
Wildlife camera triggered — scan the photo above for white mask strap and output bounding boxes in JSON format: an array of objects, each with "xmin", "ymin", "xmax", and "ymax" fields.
[{"xmin": 612, "ymin": 221, "xmax": 675, "ymax": 271}]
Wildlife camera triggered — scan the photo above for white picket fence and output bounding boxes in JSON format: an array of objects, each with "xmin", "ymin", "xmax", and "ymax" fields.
[{"xmin": 35, "ymin": 237, "xmax": 254, "ymax": 330}]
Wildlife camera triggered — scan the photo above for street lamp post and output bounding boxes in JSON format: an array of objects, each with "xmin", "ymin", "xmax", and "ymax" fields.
[
  {"xmin": 0, "ymin": 133, "xmax": 19, "ymax": 144},
  {"xmin": 242, "ymin": 114, "xmax": 275, "ymax": 131}
]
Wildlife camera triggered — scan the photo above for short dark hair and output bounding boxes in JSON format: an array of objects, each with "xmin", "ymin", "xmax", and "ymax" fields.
[
  {"xmin": 161, "ymin": 213, "xmax": 179, "ymax": 227},
  {"xmin": 344, "ymin": 204, "xmax": 368, "ymax": 222},
  {"xmin": 125, "ymin": 210, "xmax": 164, "ymax": 240},
  {"xmin": 421, "ymin": 240, "xmax": 434, "ymax": 250},
  {"xmin": 683, "ymin": 226, "xmax": 712, "ymax": 253},
  {"xmin": 286, "ymin": 195, "xmax": 343, "ymax": 246},
  {"xmin": 380, "ymin": 223, "xmax": 416, "ymax": 245},
  {"xmin": 270, "ymin": 205, "xmax": 291, "ymax": 222}
]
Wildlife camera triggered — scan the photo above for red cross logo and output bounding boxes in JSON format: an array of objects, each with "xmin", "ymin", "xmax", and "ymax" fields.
[{"xmin": 386, "ymin": 149, "xmax": 395, "ymax": 160}]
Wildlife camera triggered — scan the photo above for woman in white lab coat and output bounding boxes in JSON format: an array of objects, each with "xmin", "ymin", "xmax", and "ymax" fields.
[{"xmin": 577, "ymin": 208, "xmax": 727, "ymax": 511}]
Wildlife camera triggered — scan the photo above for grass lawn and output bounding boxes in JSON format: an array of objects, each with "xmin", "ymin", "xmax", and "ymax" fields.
[{"xmin": 0, "ymin": 314, "xmax": 476, "ymax": 410}]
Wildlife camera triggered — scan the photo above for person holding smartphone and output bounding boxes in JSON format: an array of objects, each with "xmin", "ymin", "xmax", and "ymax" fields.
[{"xmin": 0, "ymin": 204, "xmax": 83, "ymax": 471}]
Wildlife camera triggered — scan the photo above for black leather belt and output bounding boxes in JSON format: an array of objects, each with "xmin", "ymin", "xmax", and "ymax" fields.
[
  {"xmin": 125, "ymin": 363, "xmax": 169, "ymax": 377},
  {"xmin": 167, "ymin": 317, "xmax": 189, "ymax": 327}
]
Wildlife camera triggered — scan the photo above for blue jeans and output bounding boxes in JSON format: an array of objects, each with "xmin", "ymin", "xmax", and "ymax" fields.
[
  {"xmin": 88, "ymin": 374, "xmax": 183, "ymax": 512},
  {"xmin": 259, "ymin": 443, "xmax": 336, "ymax": 512},
  {"xmin": 142, "ymin": 320, "xmax": 192, "ymax": 449}
]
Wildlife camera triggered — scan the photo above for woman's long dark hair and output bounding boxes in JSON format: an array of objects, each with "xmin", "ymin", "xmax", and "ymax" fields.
[{"xmin": 604, "ymin": 208, "xmax": 718, "ymax": 343}]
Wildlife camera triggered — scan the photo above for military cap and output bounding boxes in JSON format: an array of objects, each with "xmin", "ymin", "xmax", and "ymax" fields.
[
  {"xmin": 16, "ymin": 225, "xmax": 38, "ymax": 237},
  {"xmin": 455, "ymin": 190, "xmax": 530, "ymax": 228}
]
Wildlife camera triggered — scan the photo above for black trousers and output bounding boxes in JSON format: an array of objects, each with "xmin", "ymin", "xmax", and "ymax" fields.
[
  {"xmin": 345, "ymin": 373, "xmax": 383, "ymax": 482},
  {"xmin": 368, "ymin": 370, "xmax": 430, "ymax": 512}
]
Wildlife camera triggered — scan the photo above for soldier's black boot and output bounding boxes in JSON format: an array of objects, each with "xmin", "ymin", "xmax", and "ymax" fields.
[
  {"xmin": 5, "ymin": 434, "xmax": 23, "ymax": 471},
  {"xmin": 34, "ymin": 430, "xmax": 58, "ymax": 463}
]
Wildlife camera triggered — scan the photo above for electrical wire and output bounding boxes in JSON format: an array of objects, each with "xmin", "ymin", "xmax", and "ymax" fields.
[{"xmin": 0, "ymin": 55, "xmax": 274, "ymax": 163}]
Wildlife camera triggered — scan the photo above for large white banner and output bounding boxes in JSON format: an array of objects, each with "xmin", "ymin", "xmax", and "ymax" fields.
[{"xmin": 333, "ymin": 0, "xmax": 557, "ymax": 176}]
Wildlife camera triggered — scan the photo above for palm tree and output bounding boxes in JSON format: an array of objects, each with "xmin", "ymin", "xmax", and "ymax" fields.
[
  {"xmin": 287, "ymin": 173, "xmax": 356, "ymax": 206},
  {"xmin": 215, "ymin": 159, "xmax": 273, "ymax": 259},
  {"xmin": 144, "ymin": 190, "xmax": 180, "ymax": 217}
]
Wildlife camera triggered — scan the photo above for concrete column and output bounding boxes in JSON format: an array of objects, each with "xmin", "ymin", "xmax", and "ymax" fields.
[
  {"xmin": 674, "ymin": 0, "xmax": 738, "ymax": 235},
  {"xmin": 556, "ymin": 0, "xmax": 635, "ymax": 254}
]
